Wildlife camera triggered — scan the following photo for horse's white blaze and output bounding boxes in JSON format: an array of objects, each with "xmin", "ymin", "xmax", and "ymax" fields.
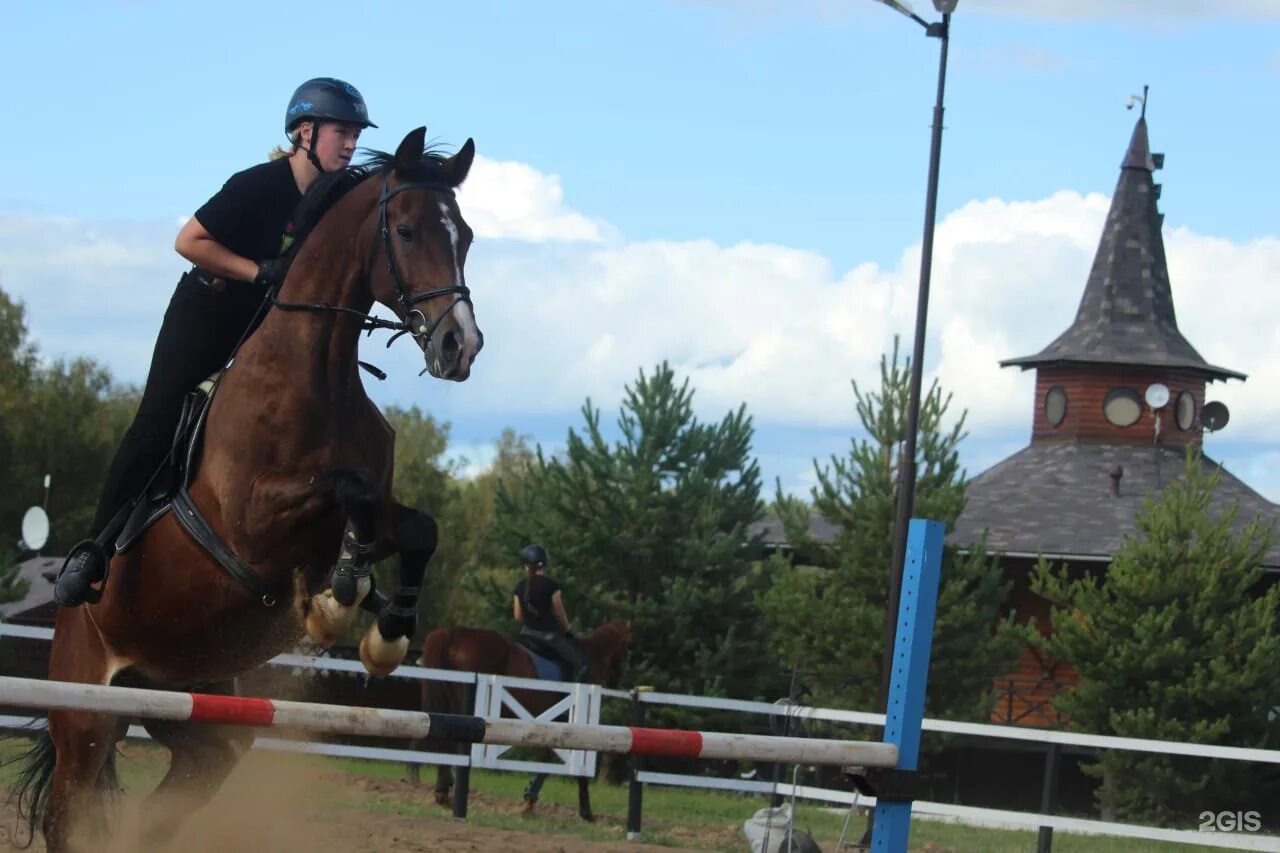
[{"xmin": 438, "ymin": 201, "xmax": 480, "ymax": 347}]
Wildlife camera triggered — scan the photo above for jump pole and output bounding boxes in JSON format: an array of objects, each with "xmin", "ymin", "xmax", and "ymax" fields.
[{"xmin": 0, "ymin": 676, "xmax": 897, "ymax": 768}]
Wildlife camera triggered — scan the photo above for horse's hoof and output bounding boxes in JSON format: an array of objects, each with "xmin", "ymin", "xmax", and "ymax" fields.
[
  {"xmin": 304, "ymin": 590, "xmax": 347, "ymax": 647},
  {"xmin": 581, "ymin": 812, "xmax": 595, "ymax": 823},
  {"xmin": 434, "ymin": 791, "xmax": 451, "ymax": 807},
  {"xmin": 306, "ymin": 580, "xmax": 370, "ymax": 647},
  {"xmin": 521, "ymin": 797, "xmax": 536, "ymax": 815},
  {"xmin": 359, "ymin": 622, "xmax": 409, "ymax": 677}
]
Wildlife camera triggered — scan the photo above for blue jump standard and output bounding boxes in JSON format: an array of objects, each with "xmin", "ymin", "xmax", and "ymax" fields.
[{"xmin": 872, "ymin": 518, "xmax": 944, "ymax": 853}]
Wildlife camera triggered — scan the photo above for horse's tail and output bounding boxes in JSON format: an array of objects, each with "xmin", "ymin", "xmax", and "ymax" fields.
[
  {"xmin": 2, "ymin": 727, "xmax": 55, "ymax": 848},
  {"xmin": 2, "ymin": 725, "xmax": 121, "ymax": 848}
]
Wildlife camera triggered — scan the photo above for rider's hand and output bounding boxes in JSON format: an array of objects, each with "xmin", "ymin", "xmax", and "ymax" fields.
[{"xmin": 254, "ymin": 255, "xmax": 293, "ymax": 287}]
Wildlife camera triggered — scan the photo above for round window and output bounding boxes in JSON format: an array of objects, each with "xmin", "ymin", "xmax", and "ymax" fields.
[
  {"xmin": 1044, "ymin": 386, "xmax": 1067, "ymax": 426},
  {"xmin": 1176, "ymin": 391, "xmax": 1196, "ymax": 431},
  {"xmin": 1103, "ymin": 388, "xmax": 1142, "ymax": 427}
]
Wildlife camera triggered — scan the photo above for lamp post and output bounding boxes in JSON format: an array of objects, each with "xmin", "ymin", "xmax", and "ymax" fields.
[
  {"xmin": 872, "ymin": 0, "xmax": 955, "ymax": 803},
  {"xmin": 858, "ymin": 3, "xmax": 954, "ymax": 848}
]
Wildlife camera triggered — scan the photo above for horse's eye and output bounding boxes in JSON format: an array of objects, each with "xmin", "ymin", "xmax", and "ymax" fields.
[{"xmin": 396, "ymin": 225, "xmax": 413, "ymax": 240}]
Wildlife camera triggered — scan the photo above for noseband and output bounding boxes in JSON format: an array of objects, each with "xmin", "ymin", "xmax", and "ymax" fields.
[{"xmin": 270, "ymin": 173, "xmax": 473, "ymax": 355}]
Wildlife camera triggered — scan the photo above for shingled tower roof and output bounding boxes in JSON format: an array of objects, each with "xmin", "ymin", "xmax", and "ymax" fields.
[{"xmin": 1000, "ymin": 103, "xmax": 1244, "ymax": 382}]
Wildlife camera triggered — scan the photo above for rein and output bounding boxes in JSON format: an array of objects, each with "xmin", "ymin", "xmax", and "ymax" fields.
[{"xmin": 267, "ymin": 173, "xmax": 472, "ymax": 372}]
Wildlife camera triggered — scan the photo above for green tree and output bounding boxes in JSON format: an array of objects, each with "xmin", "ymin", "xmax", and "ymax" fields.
[
  {"xmin": 453, "ymin": 428, "xmax": 538, "ymax": 630},
  {"xmin": 1031, "ymin": 448, "xmax": 1280, "ymax": 824},
  {"xmin": 488, "ymin": 361, "xmax": 776, "ymax": 707},
  {"xmin": 0, "ymin": 544, "xmax": 29, "ymax": 605},
  {"xmin": 760, "ymin": 338, "xmax": 1024, "ymax": 719},
  {"xmin": 0, "ymin": 286, "xmax": 139, "ymax": 554}
]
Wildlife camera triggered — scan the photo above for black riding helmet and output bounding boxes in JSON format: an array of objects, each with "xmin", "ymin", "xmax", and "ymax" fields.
[
  {"xmin": 284, "ymin": 77, "xmax": 376, "ymax": 173},
  {"xmin": 520, "ymin": 544, "xmax": 549, "ymax": 568},
  {"xmin": 285, "ymin": 77, "xmax": 377, "ymax": 133}
]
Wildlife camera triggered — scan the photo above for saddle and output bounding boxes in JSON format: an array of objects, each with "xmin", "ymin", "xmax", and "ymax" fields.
[
  {"xmin": 514, "ymin": 631, "xmax": 573, "ymax": 682},
  {"xmin": 114, "ymin": 374, "xmax": 219, "ymax": 553}
]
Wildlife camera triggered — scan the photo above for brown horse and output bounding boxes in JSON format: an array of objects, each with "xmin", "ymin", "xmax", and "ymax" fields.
[
  {"xmin": 7, "ymin": 127, "xmax": 482, "ymax": 852},
  {"xmin": 418, "ymin": 620, "xmax": 631, "ymax": 821}
]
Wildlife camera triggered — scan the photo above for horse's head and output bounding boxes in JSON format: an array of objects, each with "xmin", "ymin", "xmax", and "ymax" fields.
[
  {"xmin": 369, "ymin": 126, "xmax": 483, "ymax": 381},
  {"xmin": 585, "ymin": 619, "xmax": 633, "ymax": 688}
]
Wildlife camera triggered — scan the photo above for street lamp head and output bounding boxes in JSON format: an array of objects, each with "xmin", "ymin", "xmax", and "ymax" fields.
[
  {"xmin": 932, "ymin": 0, "xmax": 958, "ymax": 11},
  {"xmin": 872, "ymin": 0, "xmax": 918, "ymax": 18}
]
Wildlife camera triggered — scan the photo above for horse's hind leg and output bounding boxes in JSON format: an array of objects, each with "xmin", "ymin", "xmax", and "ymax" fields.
[
  {"xmin": 358, "ymin": 502, "xmax": 437, "ymax": 677},
  {"xmin": 578, "ymin": 775, "xmax": 594, "ymax": 822},
  {"xmin": 43, "ymin": 709, "xmax": 126, "ymax": 853},
  {"xmin": 134, "ymin": 682, "xmax": 253, "ymax": 848}
]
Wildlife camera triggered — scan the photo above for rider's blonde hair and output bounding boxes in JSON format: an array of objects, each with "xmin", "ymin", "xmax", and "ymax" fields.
[{"xmin": 269, "ymin": 128, "xmax": 303, "ymax": 161}]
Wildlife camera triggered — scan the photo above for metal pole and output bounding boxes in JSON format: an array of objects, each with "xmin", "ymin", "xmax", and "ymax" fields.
[
  {"xmin": 865, "ymin": 18, "xmax": 951, "ymax": 847},
  {"xmin": 1036, "ymin": 742, "xmax": 1061, "ymax": 853},
  {"xmin": 878, "ymin": 9, "xmax": 952, "ymax": 715},
  {"xmin": 626, "ymin": 690, "xmax": 646, "ymax": 841}
]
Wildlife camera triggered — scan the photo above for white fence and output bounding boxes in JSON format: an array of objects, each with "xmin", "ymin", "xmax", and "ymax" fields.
[{"xmin": 3, "ymin": 621, "xmax": 1278, "ymax": 850}]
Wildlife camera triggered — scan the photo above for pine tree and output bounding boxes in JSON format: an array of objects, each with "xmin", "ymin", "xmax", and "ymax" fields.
[
  {"xmin": 489, "ymin": 361, "xmax": 777, "ymax": 710},
  {"xmin": 760, "ymin": 337, "xmax": 1024, "ymax": 718},
  {"xmin": 1032, "ymin": 447, "xmax": 1280, "ymax": 825},
  {"xmin": 0, "ymin": 545, "xmax": 28, "ymax": 606}
]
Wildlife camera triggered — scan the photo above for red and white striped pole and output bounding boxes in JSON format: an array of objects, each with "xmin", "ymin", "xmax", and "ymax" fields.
[{"xmin": 0, "ymin": 676, "xmax": 897, "ymax": 769}]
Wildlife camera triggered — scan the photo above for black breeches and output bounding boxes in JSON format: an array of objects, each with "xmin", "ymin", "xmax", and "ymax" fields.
[{"xmin": 90, "ymin": 273, "xmax": 267, "ymax": 533}]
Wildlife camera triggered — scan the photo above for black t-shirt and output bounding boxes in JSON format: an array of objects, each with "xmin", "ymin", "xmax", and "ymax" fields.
[
  {"xmin": 513, "ymin": 575, "xmax": 562, "ymax": 633},
  {"xmin": 193, "ymin": 158, "xmax": 301, "ymax": 284}
]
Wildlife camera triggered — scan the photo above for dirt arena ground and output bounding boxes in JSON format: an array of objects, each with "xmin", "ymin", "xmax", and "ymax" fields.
[{"xmin": 0, "ymin": 746, "xmax": 728, "ymax": 853}]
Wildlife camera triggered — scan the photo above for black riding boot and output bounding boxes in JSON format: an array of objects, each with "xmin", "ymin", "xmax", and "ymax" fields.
[{"xmin": 53, "ymin": 541, "xmax": 110, "ymax": 607}]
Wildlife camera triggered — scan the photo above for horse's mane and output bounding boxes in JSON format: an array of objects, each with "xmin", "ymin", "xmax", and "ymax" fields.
[{"xmin": 290, "ymin": 144, "xmax": 457, "ymax": 252}]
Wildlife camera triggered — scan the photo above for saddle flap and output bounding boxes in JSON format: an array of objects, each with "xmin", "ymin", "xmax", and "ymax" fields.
[{"xmin": 111, "ymin": 371, "xmax": 222, "ymax": 556}]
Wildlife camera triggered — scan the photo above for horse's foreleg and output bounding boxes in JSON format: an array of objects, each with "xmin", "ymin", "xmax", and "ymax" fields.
[
  {"xmin": 300, "ymin": 469, "xmax": 381, "ymax": 647},
  {"xmin": 359, "ymin": 503, "xmax": 437, "ymax": 676},
  {"xmin": 522, "ymin": 772, "xmax": 548, "ymax": 814}
]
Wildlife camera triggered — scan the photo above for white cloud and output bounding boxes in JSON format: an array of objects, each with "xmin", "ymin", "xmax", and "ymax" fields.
[
  {"xmin": 459, "ymin": 156, "xmax": 612, "ymax": 244},
  {"xmin": 2, "ymin": 158, "xmax": 1277, "ymax": 478}
]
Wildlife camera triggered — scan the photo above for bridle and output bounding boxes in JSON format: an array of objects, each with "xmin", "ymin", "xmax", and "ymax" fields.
[{"xmin": 269, "ymin": 173, "xmax": 473, "ymax": 359}]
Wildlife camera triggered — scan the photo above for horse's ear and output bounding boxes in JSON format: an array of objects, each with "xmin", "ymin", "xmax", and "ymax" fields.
[
  {"xmin": 394, "ymin": 127, "xmax": 428, "ymax": 176},
  {"xmin": 446, "ymin": 138, "xmax": 476, "ymax": 188}
]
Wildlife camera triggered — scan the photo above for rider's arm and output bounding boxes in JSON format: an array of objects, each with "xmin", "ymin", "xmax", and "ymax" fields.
[
  {"xmin": 175, "ymin": 217, "xmax": 261, "ymax": 283},
  {"xmin": 551, "ymin": 591, "xmax": 571, "ymax": 633},
  {"xmin": 513, "ymin": 595, "xmax": 523, "ymax": 624}
]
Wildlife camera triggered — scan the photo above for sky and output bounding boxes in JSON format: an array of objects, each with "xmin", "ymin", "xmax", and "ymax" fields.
[{"xmin": 2, "ymin": 0, "xmax": 1279, "ymax": 512}]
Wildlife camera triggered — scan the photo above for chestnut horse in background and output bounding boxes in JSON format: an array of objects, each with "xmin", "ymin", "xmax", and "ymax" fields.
[
  {"xmin": 419, "ymin": 620, "xmax": 631, "ymax": 821},
  {"xmin": 7, "ymin": 127, "xmax": 482, "ymax": 853}
]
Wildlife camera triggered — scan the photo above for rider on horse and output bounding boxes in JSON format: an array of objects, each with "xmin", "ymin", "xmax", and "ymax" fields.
[
  {"xmin": 512, "ymin": 544, "xmax": 590, "ymax": 682},
  {"xmin": 54, "ymin": 77, "xmax": 377, "ymax": 607}
]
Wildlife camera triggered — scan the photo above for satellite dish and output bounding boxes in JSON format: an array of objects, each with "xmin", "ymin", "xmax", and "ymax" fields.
[
  {"xmin": 1144, "ymin": 383, "xmax": 1170, "ymax": 409},
  {"xmin": 21, "ymin": 506, "xmax": 49, "ymax": 552},
  {"xmin": 1201, "ymin": 401, "xmax": 1230, "ymax": 432}
]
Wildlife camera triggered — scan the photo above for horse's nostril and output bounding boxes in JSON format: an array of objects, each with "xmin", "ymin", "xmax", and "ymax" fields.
[{"xmin": 442, "ymin": 330, "xmax": 460, "ymax": 362}]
